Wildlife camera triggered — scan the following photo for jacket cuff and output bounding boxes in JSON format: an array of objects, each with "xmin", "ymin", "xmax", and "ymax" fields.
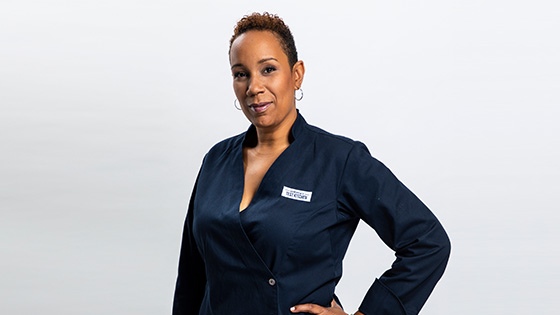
[{"xmin": 358, "ymin": 279, "xmax": 407, "ymax": 315}]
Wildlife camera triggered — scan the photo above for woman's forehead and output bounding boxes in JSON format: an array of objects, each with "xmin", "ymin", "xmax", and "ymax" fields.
[{"xmin": 230, "ymin": 31, "xmax": 286, "ymax": 61}]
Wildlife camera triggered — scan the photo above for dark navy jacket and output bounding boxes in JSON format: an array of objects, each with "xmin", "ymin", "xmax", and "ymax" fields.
[{"xmin": 173, "ymin": 112, "xmax": 450, "ymax": 315}]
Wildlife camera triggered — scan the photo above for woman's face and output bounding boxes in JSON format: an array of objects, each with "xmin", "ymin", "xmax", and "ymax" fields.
[{"xmin": 230, "ymin": 30, "xmax": 304, "ymax": 131}]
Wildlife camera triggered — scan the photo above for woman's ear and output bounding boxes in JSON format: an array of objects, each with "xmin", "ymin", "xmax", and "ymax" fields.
[{"xmin": 292, "ymin": 60, "xmax": 305, "ymax": 89}]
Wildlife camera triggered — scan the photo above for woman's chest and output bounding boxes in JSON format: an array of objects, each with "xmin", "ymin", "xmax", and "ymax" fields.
[{"xmin": 193, "ymin": 148, "xmax": 349, "ymax": 261}]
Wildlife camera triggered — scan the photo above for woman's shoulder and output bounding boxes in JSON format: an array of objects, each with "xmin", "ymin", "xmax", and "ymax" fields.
[
  {"xmin": 203, "ymin": 132, "xmax": 245, "ymax": 161},
  {"xmin": 303, "ymin": 121, "xmax": 371, "ymax": 154}
]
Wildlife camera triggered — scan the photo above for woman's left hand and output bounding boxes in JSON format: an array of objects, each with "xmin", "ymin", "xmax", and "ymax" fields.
[{"xmin": 290, "ymin": 299, "xmax": 348, "ymax": 315}]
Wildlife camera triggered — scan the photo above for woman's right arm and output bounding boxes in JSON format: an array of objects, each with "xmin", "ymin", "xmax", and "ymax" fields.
[{"xmin": 172, "ymin": 173, "xmax": 206, "ymax": 315}]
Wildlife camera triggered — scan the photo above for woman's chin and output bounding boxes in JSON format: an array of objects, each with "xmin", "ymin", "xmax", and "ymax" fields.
[{"xmin": 251, "ymin": 116, "xmax": 276, "ymax": 129}]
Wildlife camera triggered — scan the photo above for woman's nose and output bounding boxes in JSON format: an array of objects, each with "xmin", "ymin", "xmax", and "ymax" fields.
[{"xmin": 246, "ymin": 76, "xmax": 264, "ymax": 96}]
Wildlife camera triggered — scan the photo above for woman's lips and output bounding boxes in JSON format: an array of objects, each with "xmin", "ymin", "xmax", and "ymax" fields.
[{"xmin": 249, "ymin": 102, "xmax": 271, "ymax": 113}]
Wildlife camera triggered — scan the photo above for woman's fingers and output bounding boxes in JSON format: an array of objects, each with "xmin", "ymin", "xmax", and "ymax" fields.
[
  {"xmin": 290, "ymin": 301, "xmax": 347, "ymax": 314},
  {"xmin": 290, "ymin": 303, "xmax": 325, "ymax": 314}
]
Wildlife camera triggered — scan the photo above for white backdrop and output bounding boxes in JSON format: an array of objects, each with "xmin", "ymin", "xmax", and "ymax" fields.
[{"xmin": 1, "ymin": 1, "xmax": 559, "ymax": 314}]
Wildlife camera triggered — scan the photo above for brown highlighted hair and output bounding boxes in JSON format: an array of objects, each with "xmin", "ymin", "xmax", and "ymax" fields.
[{"xmin": 229, "ymin": 12, "xmax": 298, "ymax": 67}]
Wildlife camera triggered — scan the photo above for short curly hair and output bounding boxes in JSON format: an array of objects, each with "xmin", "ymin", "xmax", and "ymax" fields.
[{"xmin": 229, "ymin": 12, "xmax": 298, "ymax": 67}]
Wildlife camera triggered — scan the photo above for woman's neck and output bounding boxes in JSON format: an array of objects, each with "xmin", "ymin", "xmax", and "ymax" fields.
[{"xmin": 253, "ymin": 111, "xmax": 297, "ymax": 152}]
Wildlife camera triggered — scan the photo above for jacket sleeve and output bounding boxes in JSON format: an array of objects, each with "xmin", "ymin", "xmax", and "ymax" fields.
[
  {"xmin": 173, "ymin": 170, "xmax": 206, "ymax": 315},
  {"xmin": 338, "ymin": 142, "xmax": 451, "ymax": 315}
]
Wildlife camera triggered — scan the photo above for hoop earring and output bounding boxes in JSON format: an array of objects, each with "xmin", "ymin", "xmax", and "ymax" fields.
[
  {"xmin": 295, "ymin": 88, "xmax": 304, "ymax": 101},
  {"xmin": 234, "ymin": 99, "xmax": 241, "ymax": 110}
]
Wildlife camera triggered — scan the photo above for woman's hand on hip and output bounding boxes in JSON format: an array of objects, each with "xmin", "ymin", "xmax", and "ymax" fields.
[{"xmin": 290, "ymin": 299, "xmax": 353, "ymax": 315}]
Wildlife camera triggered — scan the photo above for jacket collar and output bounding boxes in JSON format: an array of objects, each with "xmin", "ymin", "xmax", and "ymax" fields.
[{"xmin": 243, "ymin": 109, "xmax": 307, "ymax": 147}]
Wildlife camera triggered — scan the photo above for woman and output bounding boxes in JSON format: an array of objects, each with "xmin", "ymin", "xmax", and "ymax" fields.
[{"xmin": 173, "ymin": 12, "xmax": 450, "ymax": 315}]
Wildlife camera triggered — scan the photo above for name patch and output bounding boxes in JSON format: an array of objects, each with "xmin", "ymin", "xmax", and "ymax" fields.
[{"xmin": 281, "ymin": 186, "xmax": 312, "ymax": 202}]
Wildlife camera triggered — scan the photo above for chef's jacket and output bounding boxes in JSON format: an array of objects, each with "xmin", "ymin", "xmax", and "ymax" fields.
[{"xmin": 173, "ymin": 112, "xmax": 450, "ymax": 315}]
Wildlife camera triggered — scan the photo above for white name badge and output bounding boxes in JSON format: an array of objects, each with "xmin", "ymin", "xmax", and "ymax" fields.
[{"xmin": 281, "ymin": 186, "xmax": 313, "ymax": 202}]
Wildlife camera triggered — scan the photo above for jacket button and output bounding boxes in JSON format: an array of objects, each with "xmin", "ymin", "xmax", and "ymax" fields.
[{"xmin": 268, "ymin": 278, "xmax": 276, "ymax": 286}]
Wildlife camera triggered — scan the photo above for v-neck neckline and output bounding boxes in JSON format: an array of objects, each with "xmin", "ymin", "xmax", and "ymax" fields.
[
  {"xmin": 236, "ymin": 111, "xmax": 306, "ymax": 213},
  {"xmin": 238, "ymin": 141, "xmax": 294, "ymax": 212}
]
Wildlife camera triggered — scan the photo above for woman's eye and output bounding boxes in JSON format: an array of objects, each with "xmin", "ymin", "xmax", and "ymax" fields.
[
  {"xmin": 233, "ymin": 72, "xmax": 247, "ymax": 79},
  {"xmin": 263, "ymin": 66, "xmax": 276, "ymax": 74}
]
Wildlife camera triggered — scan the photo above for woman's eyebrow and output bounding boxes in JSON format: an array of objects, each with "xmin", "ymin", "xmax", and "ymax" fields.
[{"xmin": 231, "ymin": 57, "xmax": 278, "ymax": 70}]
